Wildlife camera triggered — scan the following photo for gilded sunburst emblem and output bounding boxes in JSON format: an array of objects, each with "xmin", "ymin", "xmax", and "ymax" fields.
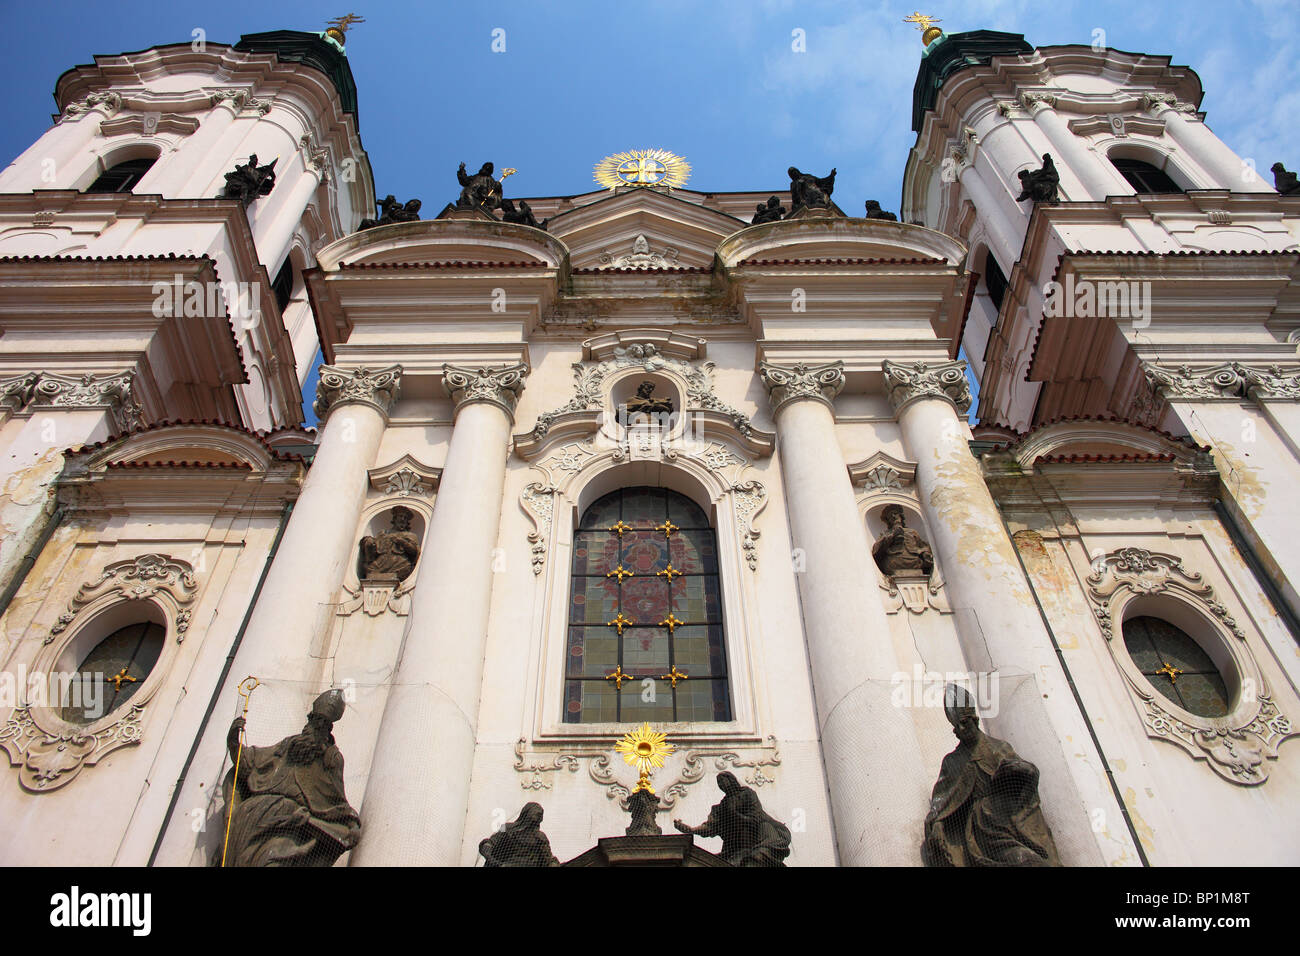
[
  {"xmin": 614, "ymin": 722, "xmax": 675, "ymax": 793},
  {"xmin": 594, "ymin": 149, "xmax": 691, "ymax": 190}
]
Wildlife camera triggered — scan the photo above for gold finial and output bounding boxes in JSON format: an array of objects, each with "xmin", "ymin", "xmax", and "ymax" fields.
[
  {"xmin": 904, "ymin": 11, "xmax": 944, "ymax": 46},
  {"xmin": 325, "ymin": 13, "xmax": 365, "ymax": 45},
  {"xmin": 615, "ymin": 723, "xmax": 675, "ymax": 794}
]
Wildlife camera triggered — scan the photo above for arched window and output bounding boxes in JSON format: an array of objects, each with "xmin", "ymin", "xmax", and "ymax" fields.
[
  {"xmin": 983, "ymin": 249, "xmax": 1008, "ymax": 314},
  {"xmin": 59, "ymin": 620, "xmax": 165, "ymax": 724},
  {"xmin": 1111, "ymin": 157, "xmax": 1183, "ymax": 195},
  {"xmin": 1122, "ymin": 615, "xmax": 1228, "ymax": 717},
  {"xmin": 565, "ymin": 486, "xmax": 730, "ymax": 723},
  {"xmin": 85, "ymin": 157, "xmax": 155, "ymax": 194}
]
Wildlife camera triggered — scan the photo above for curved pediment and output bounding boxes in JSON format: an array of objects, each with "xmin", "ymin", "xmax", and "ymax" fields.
[
  {"xmin": 550, "ymin": 188, "xmax": 745, "ymax": 271},
  {"xmin": 717, "ymin": 216, "xmax": 966, "ymax": 268},
  {"xmin": 315, "ymin": 217, "xmax": 569, "ymax": 271},
  {"xmin": 68, "ymin": 422, "xmax": 297, "ymax": 473},
  {"xmin": 997, "ymin": 418, "xmax": 1207, "ymax": 473}
]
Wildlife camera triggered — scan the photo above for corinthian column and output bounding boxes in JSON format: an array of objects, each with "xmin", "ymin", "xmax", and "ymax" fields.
[
  {"xmin": 758, "ymin": 361, "xmax": 929, "ymax": 866},
  {"xmin": 214, "ymin": 364, "xmax": 400, "ymax": 728},
  {"xmin": 352, "ymin": 362, "xmax": 528, "ymax": 867},
  {"xmin": 883, "ymin": 359, "xmax": 1122, "ymax": 864},
  {"xmin": 1143, "ymin": 94, "xmax": 1272, "ymax": 193}
]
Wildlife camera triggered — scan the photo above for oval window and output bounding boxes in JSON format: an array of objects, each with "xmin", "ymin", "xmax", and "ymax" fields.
[
  {"xmin": 1122, "ymin": 615, "xmax": 1229, "ymax": 718},
  {"xmin": 60, "ymin": 621, "xmax": 165, "ymax": 725}
]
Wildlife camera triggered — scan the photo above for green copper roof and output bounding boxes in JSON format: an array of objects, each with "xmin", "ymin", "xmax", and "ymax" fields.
[
  {"xmin": 234, "ymin": 30, "xmax": 360, "ymax": 127},
  {"xmin": 911, "ymin": 30, "xmax": 1034, "ymax": 133}
]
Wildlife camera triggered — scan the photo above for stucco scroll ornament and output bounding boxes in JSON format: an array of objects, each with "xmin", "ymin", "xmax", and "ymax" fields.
[
  {"xmin": 520, "ymin": 481, "xmax": 556, "ymax": 574},
  {"xmin": 1239, "ymin": 364, "xmax": 1300, "ymax": 401},
  {"xmin": 313, "ymin": 364, "xmax": 402, "ymax": 420},
  {"xmin": 757, "ymin": 361, "xmax": 846, "ymax": 414},
  {"xmin": 512, "ymin": 738, "xmax": 579, "ymax": 789},
  {"xmin": 1143, "ymin": 363, "xmax": 1247, "ymax": 401},
  {"xmin": 588, "ymin": 738, "xmax": 782, "ymax": 807},
  {"xmin": 526, "ymin": 344, "xmax": 758, "ymax": 444},
  {"xmin": 0, "ymin": 704, "xmax": 144, "ymax": 792},
  {"xmin": 62, "ymin": 91, "xmax": 122, "ymax": 119},
  {"xmin": 0, "ymin": 373, "xmax": 38, "ymax": 414},
  {"xmin": 881, "ymin": 359, "xmax": 972, "ymax": 415},
  {"xmin": 443, "ymin": 363, "xmax": 529, "ymax": 419},
  {"xmin": 33, "ymin": 371, "xmax": 145, "ymax": 431},
  {"xmin": 46, "ymin": 553, "xmax": 199, "ymax": 645},
  {"xmin": 299, "ymin": 133, "xmax": 330, "ymax": 179},
  {"xmin": 729, "ymin": 480, "xmax": 767, "ymax": 571},
  {"xmin": 1085, "ymin": 546, "xmax": 1296, "ymax": 784}
]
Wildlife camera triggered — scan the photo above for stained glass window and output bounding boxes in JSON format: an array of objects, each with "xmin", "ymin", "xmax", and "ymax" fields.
[
  {"xmin": 59, "ymin": 621, "xmax": 165, "ymax": 725},
  {"xmin": 1122, "ymin": 615, "xmax": 1229, "ymax": 718},
  {"xmin": 565, "ymin": 487, "xmax": 731, "ymax": 723}
]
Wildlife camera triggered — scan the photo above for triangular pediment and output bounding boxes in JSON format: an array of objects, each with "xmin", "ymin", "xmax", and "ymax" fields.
[{"xmin": 549, "ymin": 188, "xmax": 745, "ymax": 271}]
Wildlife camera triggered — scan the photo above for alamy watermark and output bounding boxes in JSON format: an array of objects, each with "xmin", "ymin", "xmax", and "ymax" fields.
[
  {"xmin": 0, "ymin": 665, "xmax": 106, "ymax": 719},
  {"xmin": 1043, "ymin": 274, "xmax": 1151, "ymax": 328},
  {"xmin": 890, "ymin": 667, "xmax": 1001, "ymax": 717},
  {"xmin": 152, "ymin": 274, "xmax": 262, "ymax": 329}
]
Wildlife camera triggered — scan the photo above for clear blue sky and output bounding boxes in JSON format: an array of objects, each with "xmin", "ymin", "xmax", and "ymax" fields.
[{"xmin": 3, "ymin": 0, "xmax": 1297, "ymax": 213}]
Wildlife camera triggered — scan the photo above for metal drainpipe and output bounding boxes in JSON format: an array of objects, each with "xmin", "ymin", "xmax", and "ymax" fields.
[
  {"xmin": 146, "ymin": 500, "xmax": 294, "ymax": 866},
  {"xmin": 987, "ymin": 470, "xmax": 1151, "ymax": 867},
  {"xmin": 0, "ymin": 506, "xmax": 63, "ymax": 619}
]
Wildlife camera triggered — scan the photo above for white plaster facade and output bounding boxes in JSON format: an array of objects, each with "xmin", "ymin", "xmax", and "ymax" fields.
[{"xmin": 0, "ymin": 25, "xmax": 1295, "ymax": 867}]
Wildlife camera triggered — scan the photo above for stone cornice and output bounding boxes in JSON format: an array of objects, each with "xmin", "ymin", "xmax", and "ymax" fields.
[
  {"xmin": 443, "ymin": 363, "xmax": 529, "ymax": 421},
  {"xmin": 881, "ymin": 359, "xmax": 972, "ymax": 415},
  {"xmin": 313, "ymin": 364, "xmax": 402, "ymax": 420},
  {"xmin": 1143, "ymin": 361, "xmax": 1300, "ymax": 402},
  {"xmin": 757, "ymin": 361, "xmax": 845, "ymax": 414}
]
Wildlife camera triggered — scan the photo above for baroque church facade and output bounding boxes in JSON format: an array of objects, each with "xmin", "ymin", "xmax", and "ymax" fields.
[{"xmin": 0, "ymin": 20, "xmax": 1297, "ymax": 867}]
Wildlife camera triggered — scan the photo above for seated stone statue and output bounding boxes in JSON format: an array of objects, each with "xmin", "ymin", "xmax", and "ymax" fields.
[
  {"xmin": 479, "ymin": 802, "xmax": 559, "ymax": 866},
  {"xmin": 1272, "ymin": 162, "xmax": 1300, "ymax": 196},
  {"xmin": 500, "ymin": 197, "xmax": 548, "ymax": 230},
  {"xmin": 863, "ymin": 199, "xmax": 898, "ymax": 221},
  {"xmin": 359, "ymin": 506, "xmax": 420, "ymax": 583},
  {"xmin": 217, "ymin": 689, "xmax": 361, "ymax": 867},
  {"xmin": 219, "ymin": 154, "xmax": 277, "ymax": 207},
  {"xmin": 456, "ymin": 161, "xmax": 503, "ymax": 212},
  {"xmin": 921, "ymin": 684, "xmax": 1060, "ymax": 867},
  {"xmin": 788, "ymin": 165, "xmax": 837, "ymax": 213},
  {"xmin": 673, "ymin": 771, "xmax": 792, "ymax": 866},
  {"xmin": 873, "ymin": 504, "xmax": 934, "ymax": 577},
  {"xmin": 359, "ymin": 195, "xmax": 422, "ymax": 230},
  {"xmin": 622, "ymin": 380, "xmax": 674, "ymax": 422},
  {"xmin": 751, "ymin": 195, "xmax": 787, "ymax": 224},
  {"xmin": 1015, "ymin": 153, "xmax": 1060, "ymax": 205}
]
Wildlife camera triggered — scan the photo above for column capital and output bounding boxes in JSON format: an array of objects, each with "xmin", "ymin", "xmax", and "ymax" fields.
[
  {"xmin": 758, "ymin": 361, "xmax": 845, "ymax": 415},
  {"xmin": 314, "ymin": 364, "xmax": 402, "ymax": 420},
  {"xmin": 443, "ymin": 363, "xmax": 529, "ymax": 421},
  {"xmin": 32, "ymin": 371, "xmax": 145, "ymax": 431},
  {"xmin": 1144, "ymin": 361, "xmax": 1300, "ymax": 402},
  {"xmin": 1141, "ymin": 92, "xmax": 1199, "ymax": 118},
  {"xmin": 0, "ymin": 373, "xmax": 39, "ymax": 416},
  {"xmin": 882, "ymin": 359, "xmax": 971, "ymax": 415},
  {"xmin": 1019, "ymin": 91, "xmax": 1057, "ymax": 113}
]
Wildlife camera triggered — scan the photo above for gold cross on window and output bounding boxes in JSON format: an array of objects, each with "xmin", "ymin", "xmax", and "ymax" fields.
[
  {"xmin": 656, "ymin": 520, "xmax": 679, "ymax": 538},
  {"xmin": 608, "ymin": 612, "xmax": 635, "ymax": 635},
  {"xmin": 659, "ymin": 613, "xmax": 684, "ymax": 634},
  {"xmin": 605, "ymin": 665, "xmax": 631, "ymax": 690},
  {"xmin": 606, "ymin": 565, "xmax": 634, "ymax": 583},
  {"xmin": 609, "ymin": 520, "xmax": 633, "ymax": 537},
  {"xmin": 1155, "ymin": 662, "xmax": 1183, "ymax": 684},
  {"xmin": 107, "ymin": 667, "xmax": 137, "ymax": 692},
  {"xmin": 661, "ymin": 665, "xmax": 689, "ymax": 688},
  {"xmin": 657, "ymin": 564, "xmax": 682, "ymax": 583}
]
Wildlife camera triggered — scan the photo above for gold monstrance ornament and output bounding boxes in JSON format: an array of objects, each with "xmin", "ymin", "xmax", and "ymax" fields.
[
  {"xmin": 614, "ymin": 722, "xmax": 675, "ymax": 794},
  {"xmin": 904, "ymin": 12, "xmax": 943, "ymax": 47},
  {"xmin": 594, "ymin": 149, "xmax": 691, "ymax": 191}
]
